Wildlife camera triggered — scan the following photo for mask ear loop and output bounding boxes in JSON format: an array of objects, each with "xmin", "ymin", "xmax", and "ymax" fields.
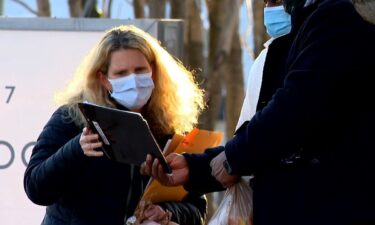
[{"xmin": 106, "ymin": 78, "xmax": 113, "ymax": 95}]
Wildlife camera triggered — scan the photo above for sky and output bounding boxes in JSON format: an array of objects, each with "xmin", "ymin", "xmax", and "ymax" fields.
[{"xmin": 2, "ymin": 0, "xmax": 254, "ymax": 86}]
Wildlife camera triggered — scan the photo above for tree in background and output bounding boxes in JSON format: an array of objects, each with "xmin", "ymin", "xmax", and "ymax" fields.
[
  {"xmin": 170, "ymin": 0, "xmax": 205, "ymax": 87},
  {"xmin": 36, "ymin": 0, "xmax": 50, "ymax": 16},
  {"xmin": 200, "ymin": 0, "xmax": 244, "ymax": 141},
  {"xmin": 11, "ymin": 0, "xmax": 249, "ymax": 142},
  {"xmin": 132, "ymin": 0, "xmax": 244, "ymax": 142},
  {"xmin": 67, "ymin": 0, "xmax": 102, "ymax": 17},
  {"xmin": 10, "ymin": 0, "xmax": 49, "ymax": 16},
  {"xmin": 252, "ymin": 0, "xmax": 268, "ymax": 57},
  {"xmin": 10, "ymin": 0, "xmax": 105, "ymax": 17},
  {"xmin": 132, "ymin": 0, "xmax": 206, "ymax": 109},
  {"xmin": 0, "ymin": 0, "xmax": 3, "ymax": 15}
]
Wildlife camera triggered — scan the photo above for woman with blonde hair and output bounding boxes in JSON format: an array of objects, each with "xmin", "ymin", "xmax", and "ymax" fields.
[{"xmin": 24, "ymin": 25, "xmax": 206, "ymax": 225}]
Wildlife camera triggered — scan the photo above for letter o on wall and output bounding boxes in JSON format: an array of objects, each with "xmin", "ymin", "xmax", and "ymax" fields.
[
  {"xmin": 0, "ymin": 141, "xmax": 15, "ymax": 169},
  {"xmin": 22, "ymin": 142, "xmax": 36, "ymax": 167}
]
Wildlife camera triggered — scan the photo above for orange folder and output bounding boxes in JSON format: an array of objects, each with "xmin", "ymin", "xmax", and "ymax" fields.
[{"xmin": 141, "ymin": 128, "xmax": 224, "ymax": 203}]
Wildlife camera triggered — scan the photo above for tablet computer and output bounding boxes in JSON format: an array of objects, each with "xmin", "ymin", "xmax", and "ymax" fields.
[{"xmin": 78, "ymin": 102, "xmax": 172, "ymax": 174}]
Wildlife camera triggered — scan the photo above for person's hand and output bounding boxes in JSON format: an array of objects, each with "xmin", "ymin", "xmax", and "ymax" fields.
[
  {"xmin": 139, "ymin": 220, "xmax": 160, "ymax": 225},
  {"xmin": 210, "ymin": 151, "xmax": 240, "ymax": 188},
  {"xmin": 140, "ymin": 153, "xmax": 189, "ymax": 186},
  {"xmin": 79, "ymin": 127, "xmax": 104, "ymax": 157},
  {"xmin": 142, "ymin": 204, "xmax": 172, "ymax": 224}
]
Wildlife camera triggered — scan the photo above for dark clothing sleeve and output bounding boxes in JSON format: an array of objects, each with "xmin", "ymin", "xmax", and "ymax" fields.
[
  {"xmin": 159, "ymin": 193, "xmax": 207, "ymax": 225},
  {"xmin": 24, "ymin": 107, "xmax": 85, "ymax": 205},
  {"xmin": 183, "ymin": 147, "xmax": 226, "ymax": 194}
]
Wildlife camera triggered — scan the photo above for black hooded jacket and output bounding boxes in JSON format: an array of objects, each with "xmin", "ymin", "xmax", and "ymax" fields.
[{"xmin": 184, "ymin": 1, "xmax": 375, "ymax": 224}]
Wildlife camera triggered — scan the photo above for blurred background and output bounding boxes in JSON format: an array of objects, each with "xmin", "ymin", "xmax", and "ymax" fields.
[{"xmin": 0, "ymin": 0, "xmax": 270, "ymax": 224}]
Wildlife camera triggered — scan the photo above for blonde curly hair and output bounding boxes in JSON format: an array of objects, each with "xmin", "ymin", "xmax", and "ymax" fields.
[{"xmin": 56, "ymin": 25, "xmax": 204, "ymax": 137}]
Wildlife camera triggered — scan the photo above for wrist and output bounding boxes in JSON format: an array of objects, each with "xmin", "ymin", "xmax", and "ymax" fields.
[{"xmin": 223, "ymin": 159, "xmax": 233, "ymax": 175}]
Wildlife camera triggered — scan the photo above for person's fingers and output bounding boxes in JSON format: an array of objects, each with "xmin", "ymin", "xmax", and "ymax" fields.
[
  {"xmin": 82, "ymin": 127, "xmax": 89, "ymax": 135},
  {"xmin": 167, "ymin": 153, "xmax": 186, "ymax": 169},
  {"xmin": 151, "ymin": 158, "xmax": 159, "ymax": 178},
  {"xmin": 93, "ymin": 142, "xmax": 102, "ymax": 150},
  {"xmin": 145, "ymin": 154, "xmax": 153, "ymax": 175},
  {"xmin": 80, "ymin": 130, "xmax": 99, "ymax": 147},
  {"xmin": 143, "ymin": 205, "xmax": 156, "ymax": 218},
  {"xmin": 165, "ymin": 153, "xmax": 177, "ymax": 164},
  {"xmin": 80, "ymin": 127, "xmax": 104, "ymax": 159},
  {"xmin": 145, "ymin": 212, "xmax": 160, "ymax": 221},
  {"xmin": 146, "ymin": 154, "xmax": 153, "ymax": 165},
  {"xmin": 150, "ymin": 211, "xmax": 168, "ymax": 222},
  {"xmin": 144, "ymin": 205, "xmax": 165, "ymax": 221},
  {"xmin": 158, "ymin": 164, "xmax": 166, "ymax": 179},
  {"xmin": 157, "ymin": 164, "xmax": 172, "ymax": 186},
  {"xmin": 81, "ymin": 141, "xmax": 103, "ymax": 153},
  {"xmin": 84, "ymin": 134, "xmax": 99, "ymax": 143},
  {"xmin": 84, "ymin": 149, "xmax": 104, "ymax": 157},
  {"xmin": 139, "ymin": 220, "xmax": 159, "ymax": 225},
  {"xmin": 140, "ymin": 161, "xmax": 147, "ymax": 175}
]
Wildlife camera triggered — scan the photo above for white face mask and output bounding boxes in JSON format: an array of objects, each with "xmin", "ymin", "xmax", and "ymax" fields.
[{"xmin": 108, "ymin": 72, "xmax": 154, "ymax": 110}]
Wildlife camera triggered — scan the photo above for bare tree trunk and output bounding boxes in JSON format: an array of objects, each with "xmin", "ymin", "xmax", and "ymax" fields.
[
  {"xmin": 170, "ymin": 0, "xmax": 186, "ymax": 18},
  {"xmin": 170, "ymin": 0, "xmax": 205, "ymax": 85},
  {"xmin": 0, "ymin": 0, "xmax": 3, "ymax": 15},
  {"xmin": 37, "ymin": 0, "xmax": 50, "ymax": 17},
  {"xmin": 148, "ymin": 0, "xmax": 166, "ymax": 18},
  {"xmin": 170, "ymin": 1, "xmax": 213, "ymax": 218},
  {"xmin": 170, "ymin": 0, "xmax": 187, "ymax": 62},
  {"xmin": 199, "ymin": 1, "xmax": 244, "ymax": 219},
  {"xmin": 68, "ymin": 0, "xmax": 82, "ymax": 17},
  {"xmin": 133, "ymin": 0, "xmax": 145, "ymax": 18},
  {"xmin": 81, "ymin": 0, "xmax": 100, "ymax": 17},
  {"xmin": 225, "ymin": 29, "xmax": 244, "ymax": 139},
  {"xmin": 200, "ymin": 0, "xmax": 243, "ymax": 136},
  {"xmin": 252, "ymin": 0, "xmax": 268, "ymax": 57},
  {"xmin": 185, "ymin": 0, "xmax": 205, "ymax": 86},
  {"xmin": 102, "ymin": 0, "xmax": 112, "ymax": 18},
  {"xmin": 199, "ymin": 0, "xmax": 223, "ymax": 131}
]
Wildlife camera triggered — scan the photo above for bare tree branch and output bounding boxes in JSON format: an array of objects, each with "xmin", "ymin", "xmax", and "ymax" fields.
[{"xmin": 11, "ymin": 0, "xmax": 38, "ymax": 16}]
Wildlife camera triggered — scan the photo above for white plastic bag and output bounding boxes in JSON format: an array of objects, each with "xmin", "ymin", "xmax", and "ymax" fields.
[{"xmin": 207, "ymin": 179, "xmax": 253, "ymax": 225}]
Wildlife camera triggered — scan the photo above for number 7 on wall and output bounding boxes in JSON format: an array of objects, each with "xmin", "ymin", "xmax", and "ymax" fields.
[{"xmin": 5, "ymin": 86, "xmax": 15, "ymax": 104}]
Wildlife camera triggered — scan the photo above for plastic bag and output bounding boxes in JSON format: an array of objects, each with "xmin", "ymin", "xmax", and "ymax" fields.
[{"xmin": 207, "ymin": 179, "xmax": 253, "ymax": 225}]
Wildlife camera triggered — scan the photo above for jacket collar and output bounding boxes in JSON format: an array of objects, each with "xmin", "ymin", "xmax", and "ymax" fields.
[{"xmin": 290, "ymin": 0, "xmax": 318, "ymax": 34}]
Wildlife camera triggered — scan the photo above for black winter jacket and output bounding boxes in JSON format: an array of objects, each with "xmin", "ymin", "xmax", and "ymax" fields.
[
  {"xmin": 24, "ymin": 106, "xmax": 206, "ymax": 225},
  {"xmin": 184, "ymin": 1, "xmax": 375, "ymax": 225}
]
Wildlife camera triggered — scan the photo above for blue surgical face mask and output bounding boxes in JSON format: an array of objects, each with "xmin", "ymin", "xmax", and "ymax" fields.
[
  {"xmin": 264, "ymin": 5, "xmax": 291, "ymax": 38},
  {"xmin": 108, "ymin": 72, "xmax": 154, "ymax": 110}
]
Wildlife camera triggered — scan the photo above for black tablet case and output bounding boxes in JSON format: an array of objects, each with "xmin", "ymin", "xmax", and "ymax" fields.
[{"xmin": 78, "ymin": 102, "xmax": 171, "ymax": 173}]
